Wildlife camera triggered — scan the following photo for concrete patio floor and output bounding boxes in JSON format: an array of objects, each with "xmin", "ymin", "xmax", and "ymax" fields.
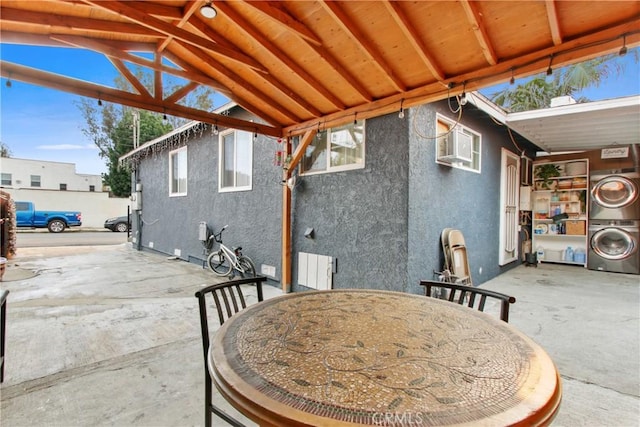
[{"xmin": 0, "ymin": 243, "xmax": 638, "ymax": 426}]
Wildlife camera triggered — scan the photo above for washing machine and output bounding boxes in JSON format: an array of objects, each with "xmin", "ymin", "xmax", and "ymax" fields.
[
  {"xmin": 589, "ymin": 169, "xmax": 640, "ymax": 220},
  {"xmin": 588, "ymin": 220, "xmax": 640, "ymax": 274}
]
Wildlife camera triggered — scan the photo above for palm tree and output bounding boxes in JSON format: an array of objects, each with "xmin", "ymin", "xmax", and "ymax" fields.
[{"xmin": 489, "ymin": 49, "xmax": 638, "ymax": 112}]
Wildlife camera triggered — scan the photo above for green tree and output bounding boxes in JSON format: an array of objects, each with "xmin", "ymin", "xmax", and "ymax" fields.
[
  {"xmin": 489, "ymin": 50, "xmax": 638, "ymax": 112},
  {"xmin": 0, "ymin": 141, "xmax": 11, "ymax": 157}
]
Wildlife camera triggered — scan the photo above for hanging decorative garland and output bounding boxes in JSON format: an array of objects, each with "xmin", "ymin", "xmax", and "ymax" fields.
[{"xmin": 122, "ymin": 121, "xmax": 209, "ymax": 168}]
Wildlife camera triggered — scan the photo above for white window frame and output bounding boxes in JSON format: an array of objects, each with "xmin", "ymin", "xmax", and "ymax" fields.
[
  {"xmin": 31, "ymin": 175, "xmax": 41, "ymax": 187},
  {"xmin": 435, "ymin": 114, "xmax": 481, "ymax": 173},
  {"xmin": 169, "ymin": 146, "xmax": 188, "ymax": 197},
  {"xmin": 1, "ymin": 173, "xmax": 11, "ymax": 186},
  {"xmin": 300, "ymin": 120, "xmax": 366, "ymax": 176},
  {"xmin": 218, "ymin": 129, "xmax": 253, "ymax": 193}
]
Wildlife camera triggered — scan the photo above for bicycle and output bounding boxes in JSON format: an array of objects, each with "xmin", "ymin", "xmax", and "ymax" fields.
[{"xmin": 206, "ymin": 225, "xmax": 256, "ymax": 278}]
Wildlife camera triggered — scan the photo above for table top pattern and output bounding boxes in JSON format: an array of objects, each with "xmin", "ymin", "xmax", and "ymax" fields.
[{"xmin": 212, "ymin": 289, "xmax": 560, "ymax": 426}]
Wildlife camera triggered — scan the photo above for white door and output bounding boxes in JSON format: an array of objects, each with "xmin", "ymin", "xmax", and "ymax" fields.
[{"xmin": 499, "ymin": 149, "xmax": 520, "ymax": 265}]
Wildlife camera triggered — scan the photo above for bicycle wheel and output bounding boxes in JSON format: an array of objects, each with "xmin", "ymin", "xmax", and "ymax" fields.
[
  {"xmin": 236, "ymin": 256, "xmax": 256, "ymax": 278},
  {"xmin": 207, "ymin": 250, "xmax": 233, "ymax": 276}
]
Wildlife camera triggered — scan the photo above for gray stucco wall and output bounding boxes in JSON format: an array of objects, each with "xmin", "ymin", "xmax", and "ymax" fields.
[
  {"xmin": 406, "ymin": 100, "xmax": 521, "ymax": 294},
  {"xmin": 291, "ymin": 113, "xmax": 410, "ymax": 292},
  {"xmin": 132, "ymin": 119, "xmax": 282, "ymax": 281},
  {"xmin": 132, "ymin": 100, "xmax": 530, "ymax": 294}
]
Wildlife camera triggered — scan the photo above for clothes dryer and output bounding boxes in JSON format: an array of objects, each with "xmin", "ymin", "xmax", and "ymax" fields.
[
  {"xmin": 588, "ymin": 220, "xmax": 639, "ymax": 274},
  {"xmin": 589, "ymin": 169, "xmax": 640, "ymax": 220}
]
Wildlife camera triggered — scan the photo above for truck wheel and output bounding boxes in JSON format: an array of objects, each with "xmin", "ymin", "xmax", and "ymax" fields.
[{"xmin": 48, "ymin": 220, "xmax": 66, "ymax": 233}]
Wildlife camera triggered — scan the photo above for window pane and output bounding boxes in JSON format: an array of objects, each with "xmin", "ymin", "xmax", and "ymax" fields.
[
  {"xmin": 1, "ymin": 173, "xmax": 11, "ymax": 185},
  {"xmin": 170, "ymin": 147, "xmax": 187, "ymax": 195},
  {"xmin": 330, "ymin": 122, "xmax": 364, "ymax": 167},
  {"xmin": 303, "ymin": 131, "xmax": 327, "ymax": 172},
  {"xmin": 222, "ymin": 134, "xmax": 235, "ymax": 188},
  {"xmin": 31, "ymin": 175, "xmax": 41, "ymax": 187},
  {"xmin": 236, "ymin": 131, "xmax": 252, "ymax": 187}
]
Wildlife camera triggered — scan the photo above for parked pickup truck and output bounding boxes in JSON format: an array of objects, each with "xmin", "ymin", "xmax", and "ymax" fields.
[{"xmin": 15, "ymin": 201, "xmax": 82, "ymax": 233}]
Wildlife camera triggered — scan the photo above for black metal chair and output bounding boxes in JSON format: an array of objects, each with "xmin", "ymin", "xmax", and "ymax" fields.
[
  {"xmin": 1, "ymin": 289, "xmax": 9, "ymax": 383},
  {"xmin": 195, "ymin": 276, "xmax": 267, "ymax": 427},
  {"xmin": 419, "ymin": 280, "xmax": 516, "ymax": 322}
]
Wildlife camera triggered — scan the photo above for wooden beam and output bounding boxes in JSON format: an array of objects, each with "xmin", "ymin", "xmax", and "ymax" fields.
[
  {"xmin": 0, "ymin": 6, "xmax": 162, "ymax": 37},
  {"xmin": 107, "ymin": 57, "xmax": 152, "ymax": 99},
  {"xmin": 170, "ymin": 42, "xmax": 298, "ymax": 126},
  {"xmin": 164, "ymin": 81, "xmax": 199, "ymax": 104},
  {"xmin": 215, "ymin": 1, "xmax": 347, "ymax": 111},
  {"xmin": 242, "ymin": 1, "xmax": 322, "ymax": 46},
  {"xmin": 383, "ymin": 0, "xmax": 446, "ymax": 82},
  {"xmin": 285, "ymin": 20, "xmax": 640, "ymax": 137},
  {"xmin": 50, "ymin": 34, "xmax": 223, "ymax": 89},
  {"xmin": 320, "ymin": 0, "xmax": 407, "ymax": 92},
  {"xmin": 244, "ymin": 0, "xmax": 373, "ymax": 103},
  {"xmin": 280, "ymin": 130, "xmax": 315, "ymax": 294},
  {"xmin": 157, "ymin": 0, "xmax": 201, "ymax": 53},
  {"xmin": 0, "ymin": 61, "xmax": 282, "ymax": 138},
  {"xmin": 460, "ymin": 0, "xmax": 498, "ymax": 66},
  {"xmin": 81, "ymin": 0, "xmax": 266, "ymax": 72},
  {"xmin": 545, "ymin": 0, "xmax": 563, "ymax": 45}
]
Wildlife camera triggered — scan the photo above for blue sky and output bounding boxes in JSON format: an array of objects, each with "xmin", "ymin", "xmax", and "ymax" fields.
[{"xmin": 1, "ymin": 44, "xmax": 639, "ymax": 175}]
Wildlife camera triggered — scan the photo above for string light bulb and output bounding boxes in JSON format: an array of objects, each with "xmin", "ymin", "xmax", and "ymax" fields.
[
  {"xmin": 546, "ymin": 55, "xmax": 553, "ymax": 76},
  {"xmin": 619, "ymin": 35, "xmax": 627, "ymax": 56},
  {"xmin": 213, "ymin": 123, "xmax": 219, "ymax": 135},
  {"xmin": 459, "ymin": 83, "xmax": 467, "ymax": 106},
  {"xmin": 5, "ymin": 79, "xmax": 11, "ymax": 88},
  {"xmin": 509, "ymin": 68, "xmax": 515, "ymax": 85},
  {"xmin": 398, "ymin": 99, "xmax": 405, "ymax": 119},
  {"xmin": 98, "ymin": 99, "xmax": 103, "ymax": 106}
]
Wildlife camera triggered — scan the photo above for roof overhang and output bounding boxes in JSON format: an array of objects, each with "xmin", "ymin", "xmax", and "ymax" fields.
[
  {"xmin": 505, "ymin": 95, "xmax": 640, "ymax": 153},
  {"xmin": 1, "ymin": 1, "xmax": 639, "ymax": 141}
]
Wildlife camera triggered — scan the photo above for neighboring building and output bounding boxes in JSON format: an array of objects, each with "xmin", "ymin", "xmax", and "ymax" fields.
[
  {"xmin": 0, "ymin": 158, "xmax": 130, "ymax": 228},
  {"xmin": 121, "ymin": 96, "xmax": 541, "ymax": 293},
  {"xmin": 0, "ymin": 157, "xmax": 103, "ymax": 192}
]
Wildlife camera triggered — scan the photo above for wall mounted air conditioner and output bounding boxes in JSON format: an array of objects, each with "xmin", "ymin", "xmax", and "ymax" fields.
[{"xmin": 438, "ymin": 130, "xmax": 473, "ymax": 163}]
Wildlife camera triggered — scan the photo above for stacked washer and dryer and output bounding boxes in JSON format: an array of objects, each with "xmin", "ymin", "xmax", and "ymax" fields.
[{"xmin": 588, "ymin": 168, "xmax": 640, "ymax": 274}]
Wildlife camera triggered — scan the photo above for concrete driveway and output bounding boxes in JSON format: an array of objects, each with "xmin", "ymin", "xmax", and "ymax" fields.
[{"xmin": 0, "ymin": 244, "xmax": 638, "ymax": 426}]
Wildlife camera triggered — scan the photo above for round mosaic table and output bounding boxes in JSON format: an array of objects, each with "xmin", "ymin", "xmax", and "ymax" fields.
[{"xmin": 210, "ymin": 289, "xmax": 561, "ymax": 426}]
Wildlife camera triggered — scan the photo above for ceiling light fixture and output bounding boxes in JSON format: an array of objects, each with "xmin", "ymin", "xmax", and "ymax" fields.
[
  {"xmin": 619, "ymin": 35, "xmax": 628, "ymax": 56},
  {"xmin": 200, "ymin": 2, "xmax": 217, "ymax": 19},
  {"xmin": 398, "ymin": 99, "xmax": 405, "ymax": 119}
]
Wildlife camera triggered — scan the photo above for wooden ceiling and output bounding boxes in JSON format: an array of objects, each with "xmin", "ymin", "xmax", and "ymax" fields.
[{"xmin": 1, "ymin": 0, "xmax": 639, "ymax": 139}]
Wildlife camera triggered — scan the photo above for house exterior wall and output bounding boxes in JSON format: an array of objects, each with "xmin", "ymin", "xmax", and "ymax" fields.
[
  {"xmin": 131, "ymin": 101, "xmax": 529, "ymax": 292},
  {"xmin": 131, "ymin": 120, "xmax": 282, "ymax": 276},
  {"xmin": 0, "ymin": 157, "xmax": 103, "ymax": 191},
  {"xmin": 291, "ymin": 113, "xmax": 410, "ymax": 291},
  {"xmin": 1, "ymin": 158, "xmax": 129, "ymax": 228},
  {"xmin": 405, "ymin": 100, "xmax": 521, "ymax": 294}
]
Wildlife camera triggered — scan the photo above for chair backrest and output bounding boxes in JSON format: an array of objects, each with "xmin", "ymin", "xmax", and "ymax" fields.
[
  {"xmin": 419, "ymin": 280, "xmax": 516, "ymax": 322},
  {"xmin": 195, "ymin": 276, "xmax": 266, "ymax": 356},
  {"xmin": 1, "ymin": 289, "xmax": 9, "ymax": 383},
  {"xmin": 194, "ymin": 276, "xmax": 266, "ymax": 427}
]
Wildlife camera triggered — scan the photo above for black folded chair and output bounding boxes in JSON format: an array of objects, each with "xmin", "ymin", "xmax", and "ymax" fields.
[
  {"xmin": 1, "ymin": 289, "xmax": 9, "ymax": 383},
  {"xmin": 195, "ymin": 276, "xmax": 266, "ymax": 427},
  {"xmin": 419, "ymin": 280, "xmax": 516, "ymax": 322}
]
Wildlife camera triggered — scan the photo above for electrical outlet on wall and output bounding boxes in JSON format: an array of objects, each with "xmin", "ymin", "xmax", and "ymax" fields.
[{"xmin": 149, "ymin": 241, "xmax": 154, "ymax": 248}]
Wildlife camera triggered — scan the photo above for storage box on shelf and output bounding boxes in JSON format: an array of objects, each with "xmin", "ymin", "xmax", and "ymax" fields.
[{"xmin": 532, "ymin": 159, "xmax": 588, "ymax": 266}]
